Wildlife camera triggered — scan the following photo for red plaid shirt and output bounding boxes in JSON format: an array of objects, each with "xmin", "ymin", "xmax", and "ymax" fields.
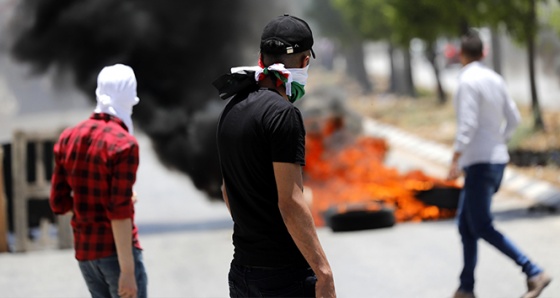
[{"xmin": 50, "ymin": 113, "xmax": 141, "ymax": 261}]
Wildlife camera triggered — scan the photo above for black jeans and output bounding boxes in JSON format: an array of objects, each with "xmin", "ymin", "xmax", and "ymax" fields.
[{"xmin": 228, "ymin": 262, "xmax": 316, "ymax": 297}]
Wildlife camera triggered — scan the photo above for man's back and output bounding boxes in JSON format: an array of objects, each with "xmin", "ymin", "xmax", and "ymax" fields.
[
  {"xmin": 52, "ymin": 113, "xmax": 140, "ymax": 261},
  {"xmin": 217, "ymin": 88, "xmax": 307, "ymax": 267},
  {"xmin": 454, "ymin": 62, "xmax": 521, "ymax": 167}
]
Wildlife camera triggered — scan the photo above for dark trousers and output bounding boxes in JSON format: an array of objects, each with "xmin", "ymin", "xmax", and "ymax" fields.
[
  {"xmin": 457, "ymin": 163, "xmax": 541, "ymax": 292},
  {"xmin": 228, "ymin": 262, "xmax": 316, "ymax": 298},
  {"xmin": 78, "ymin": 248, "xmax": 148, "ymax": 298}
]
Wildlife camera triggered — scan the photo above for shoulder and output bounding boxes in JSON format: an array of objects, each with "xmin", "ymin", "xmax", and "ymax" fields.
[
  {"xmin": 111, "ymin": 128, "xmax": 138, "ymax": 149},
  {"xmin": 57, "ymin": 118, "xmax": 91, "ymax": 143},
  {"xmin": 248, "ymin": 88, "xmax": 299, "ymax": 116},
  {"xmin": 461, "ymin": 63, "xmax": 502, "ymax": 83},
  {"xmin": 251, "ymin": 88, "xmax": 287, "ymax": 105},
  {"xmin": 98, "ymin": 119, "xmax": 138, "ymax": 152}
]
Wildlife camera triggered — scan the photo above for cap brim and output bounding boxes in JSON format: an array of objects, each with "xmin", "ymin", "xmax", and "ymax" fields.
[{"xmin": 311, "ymin": 48, "xmax": 316, "ymax": 59}]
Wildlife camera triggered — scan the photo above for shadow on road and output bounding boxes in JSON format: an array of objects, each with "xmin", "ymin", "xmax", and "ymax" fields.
[
  {"xmin": 137, "ymin": 218, "xmax": 233, "ymax": 235},
  {"xmin": 493, "ymin": 207, "xmax": 559, "ymax": 222}
]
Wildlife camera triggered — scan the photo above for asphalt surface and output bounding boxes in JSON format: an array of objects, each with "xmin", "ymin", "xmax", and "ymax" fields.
[{"xmin": 0, "ymin": 114, "xmax": 559, "ymax": 298}]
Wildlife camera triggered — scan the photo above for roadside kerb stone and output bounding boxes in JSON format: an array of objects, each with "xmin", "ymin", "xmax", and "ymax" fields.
[{"xmin": 362, "ymin": 118, "xmax": 560, "ymax": 209}]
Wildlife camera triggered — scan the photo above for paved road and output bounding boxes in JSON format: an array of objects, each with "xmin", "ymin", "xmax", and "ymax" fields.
[{"xmin": 0, "ymin": 130, "xmax": 558, "ymax": 298}]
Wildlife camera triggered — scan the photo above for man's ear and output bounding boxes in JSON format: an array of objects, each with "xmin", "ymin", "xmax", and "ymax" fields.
[
  {"xmin": 258, "ymin": 53, "xmax": 265, "ymax": 68},
  {"xmin": 301, "ymin": 55, "xmax": 310, "ymax": 68}
]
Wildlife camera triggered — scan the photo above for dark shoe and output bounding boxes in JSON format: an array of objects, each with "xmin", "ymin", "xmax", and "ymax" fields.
[
  {"xmin": 453, "ymin": 289, "xmax": 476, "ymax": 298},
  {"xmin": 522, "ymin": 272, "xmax": 552, "ymax": 298}
]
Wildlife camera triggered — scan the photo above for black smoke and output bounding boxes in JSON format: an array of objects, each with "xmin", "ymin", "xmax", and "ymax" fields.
[{"xmin": 6, "ymin": 0, "xmax": 289, "ymax": 200}]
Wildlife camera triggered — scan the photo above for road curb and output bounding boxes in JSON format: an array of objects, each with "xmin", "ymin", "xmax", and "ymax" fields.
[{"xmin": 362, "ymin": 118, "xmax": 560, "ymax": 210}]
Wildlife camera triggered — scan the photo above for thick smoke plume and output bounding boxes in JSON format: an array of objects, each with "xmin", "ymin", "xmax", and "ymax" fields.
[{"xmin": 6, "ymin": 0, "xmax": 288, "ymax": 199}]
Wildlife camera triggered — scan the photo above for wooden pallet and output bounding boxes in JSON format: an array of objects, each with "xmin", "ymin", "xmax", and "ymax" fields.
[
  {"xmin": 0, "ymin": 147, "xmax": 8, "ymax": 252},
  {"xmin": 10, "ymin": 130, "xmax": 72, "ymax": 252}
]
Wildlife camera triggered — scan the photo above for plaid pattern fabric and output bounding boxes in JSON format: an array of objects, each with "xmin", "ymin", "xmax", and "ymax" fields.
[{"xmin": 50, "ymin": 113, "xmax": 141, "ymax": 261}]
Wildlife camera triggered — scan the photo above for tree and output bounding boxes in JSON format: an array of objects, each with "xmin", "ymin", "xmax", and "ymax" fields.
[
  {"xmin": 307, "ymin": 0, "xmax": 373, "ymax": 93},
  {"xmin": 332, "ymin": 0, "xmax": 416, "ymax": 97},
  {"xmin": 386, "ymin": 0, "xmax": 470, "ymax": 103},
  {"xmin": 334, "ymin": 0, "xmax": 475, "ymax": 102}
]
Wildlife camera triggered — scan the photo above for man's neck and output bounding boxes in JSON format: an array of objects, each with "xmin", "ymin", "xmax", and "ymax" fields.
[
  {"xmin": 462, "ymin": 57, "xmax": 482, "ymax": 67},
  {"xmin": 258, "ymin": 76, "xmax": 288, "ymax": 101}
]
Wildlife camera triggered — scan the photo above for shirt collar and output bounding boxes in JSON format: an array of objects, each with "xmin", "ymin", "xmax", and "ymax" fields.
[
  {"xmin": 460, "ymin": 61, "xmax": 483, "ymax": 73},
  {"xmin": 91, "ymin": 113, "xmax": 129, "ymax": 132}
]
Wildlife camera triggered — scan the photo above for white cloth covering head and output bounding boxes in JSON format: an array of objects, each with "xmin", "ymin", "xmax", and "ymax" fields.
[{"xmin": 94, "ymin": 64, "xmax": 140, "ymax": 135}]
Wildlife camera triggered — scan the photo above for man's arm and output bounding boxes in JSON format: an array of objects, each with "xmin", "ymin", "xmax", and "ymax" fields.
[
  {"xmin": 448, "ymin": 82, "xmax": 478, "ymax": 181},
  {"xmin": 109, "ymin": 142, "xmax": 139, "ymax": 298},
  {"xmin": 502, "ymin": 86, "xmax": 521, "ymax": 142},
  {"xmin": 453, "ymin": 82, "xmax": 479, "ymax": 154},
  {"xmin": 221, "ymin": 179, "xmax": 232, "ymax": 215},
  {"xmin": 111, "ymin": 218, "xmax": 137, "ymax": 298},
  {"xmin": 49, "ymin": 143, "xmax": 73, "ymax": 214},
  {"xmin": 447, "ymin": 151, "xmax": 462, "ymax": 181},
  {"xmin": 273, "ymin": 162, "xmax": 336, "ymax": 298}
]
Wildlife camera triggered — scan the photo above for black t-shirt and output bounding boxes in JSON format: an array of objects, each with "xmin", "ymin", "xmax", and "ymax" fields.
[{"xmin": 217, "ymin": 88, "xmax": 308, "ymax": 268}]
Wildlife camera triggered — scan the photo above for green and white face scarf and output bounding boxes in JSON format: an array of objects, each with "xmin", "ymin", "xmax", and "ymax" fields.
[
  {"xmin": 231, "ymin": 63, "xmax": 309, "ymax": 103},
  {"xmin": 285, "ymin": 65, "xmax": 309, "ymax": 103}
]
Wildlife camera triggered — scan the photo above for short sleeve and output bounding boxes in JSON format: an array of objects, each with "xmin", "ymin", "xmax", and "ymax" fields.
[{"xmin": 267, "ymin": 106, "xmax": 306, "ymax": 165}]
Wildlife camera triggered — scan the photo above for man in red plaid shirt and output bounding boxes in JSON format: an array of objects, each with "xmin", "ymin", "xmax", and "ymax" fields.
[{"xmin": 50, "ymin": 64, "xmax": 147, "ymax": 298}]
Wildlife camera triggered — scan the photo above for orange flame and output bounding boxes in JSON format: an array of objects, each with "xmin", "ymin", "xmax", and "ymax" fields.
[{"xmin": 304, "ymin": 117, "xmax": 459, "ymax": 227}]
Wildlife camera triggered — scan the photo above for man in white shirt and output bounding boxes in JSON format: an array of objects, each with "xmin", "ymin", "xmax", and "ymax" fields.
[{"xmin": 447, "ymin": 30, "xmax": 551, "ymax": 298}]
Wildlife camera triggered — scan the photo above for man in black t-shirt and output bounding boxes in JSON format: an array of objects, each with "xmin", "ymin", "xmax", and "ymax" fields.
[{"xmin": 215, "ymin": 14, "xmax": 336, "ymax": 298}]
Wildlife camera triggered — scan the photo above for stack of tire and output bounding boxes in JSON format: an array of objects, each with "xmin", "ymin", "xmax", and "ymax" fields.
[
  {"xmin": 322, "ymin": 186, "xmax": 461, "ymax": 232},
  {"xmin": 322, "ymin": 201, "xmax": 396, "ymax": 232},
  {"xmin": 414, "ymin": 186, "xmax": 461, "ymax": 210}
]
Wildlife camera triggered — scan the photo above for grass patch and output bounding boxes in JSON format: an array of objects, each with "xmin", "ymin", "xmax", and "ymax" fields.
[{"xmin": 508, "ymin": 123, "xmax": 535, "ymax": 150}]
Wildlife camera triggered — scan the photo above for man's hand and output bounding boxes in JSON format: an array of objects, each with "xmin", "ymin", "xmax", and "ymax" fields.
[
  {"xmin": 447, "ymin": 160, "xmax": 462, "ymax": 181},
  {"xmin": 118, "ymin": 271, "xmax": 137, "ymax": 298},
  {"xmin": 273, "ymin": 162, "xmax": 336, "ymax": 298},
  {"xmin": 315, "ymin": 272, "xmax": 336, "ymax": 298},
  {"xmin": 447, "ymin": 151, "xmax": 462, "ymax": 181}
]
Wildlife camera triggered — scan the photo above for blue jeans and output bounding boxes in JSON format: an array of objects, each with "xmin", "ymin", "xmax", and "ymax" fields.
[
  {"xmin": 228, "ymin": 262, "xmax": 316, "ymax": 297},
  {"xmin": 457, "ymin": 163, "xmax": 542, "ymax": 292},
  {"xmin": 78, "ymin": 248, "xmax": 148, "ymax": 298}
]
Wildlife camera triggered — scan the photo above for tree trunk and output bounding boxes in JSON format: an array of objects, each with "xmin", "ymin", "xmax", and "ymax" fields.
[
  {"xmin": 403, "ymin": 45, "xmax": 416, "ymax": 98},
  {"xmin": 490, "ymin": 26, "xmax": 503, "ymax": 75},
  {"xmin": 459, "ymin": 18, "xmax": 470, "ymax": 35},
  {"xmin": 344, "ymin": 39, "xmax": 373, "ymax": 94},
  {"xmin": 427, "ymin": 42, "xmax": 446, "ymax": 104},
  {"xmin": 388, "ymin": 42, "xmax": 397, "ymax": 93},
  {"xmin": 527, "ymin": 0, "xmax": 545, "ymax": 130}
]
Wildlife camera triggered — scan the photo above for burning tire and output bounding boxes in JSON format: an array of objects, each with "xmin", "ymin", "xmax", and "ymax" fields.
[
  {"xmin": 322, "ymin": 202, "xmax": 396, "ymax": 232},
  {"xmin": 414, "ymin": 186, "xmax": 461, "ymax": 210}
]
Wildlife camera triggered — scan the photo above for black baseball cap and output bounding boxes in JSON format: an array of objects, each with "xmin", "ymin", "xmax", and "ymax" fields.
[{"xmin": 260, "ymin": 14, "xmax": 316, "ymax": 58}]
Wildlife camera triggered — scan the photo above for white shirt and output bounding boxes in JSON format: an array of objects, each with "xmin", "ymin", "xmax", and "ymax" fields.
[{"xmin": 453, "ymin": 61, "xmax": 521, "ymax": 168}]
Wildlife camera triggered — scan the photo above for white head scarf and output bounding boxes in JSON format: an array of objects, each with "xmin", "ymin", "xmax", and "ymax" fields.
[{"xmin": 93, "ymin": 64, "xmax": 140, "ymax": 135}]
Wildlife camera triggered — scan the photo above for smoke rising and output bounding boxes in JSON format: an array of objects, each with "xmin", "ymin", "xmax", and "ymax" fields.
[{"xmin": 7, "ymin": 0, "xmax": 288, "ymax": 199}]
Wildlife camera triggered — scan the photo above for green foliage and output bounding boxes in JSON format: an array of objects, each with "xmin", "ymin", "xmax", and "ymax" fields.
[
  {"xmin": 328, "ymin": 0, "xmax": 552, "ymax": 45},
  {"xmin": 540, "ymin": 0, "xmax": 560, "ymax": 36},
  {"xmin": 331, "ymin": 0, "xmax": 391, "ymax": 41},
  {"xmin": 307, "ymin": 0, "xmax": 357, "ymax": 42},
  {"xmin": 508, "ymin": 122, "xmax": 536, "ymax": 149}
]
